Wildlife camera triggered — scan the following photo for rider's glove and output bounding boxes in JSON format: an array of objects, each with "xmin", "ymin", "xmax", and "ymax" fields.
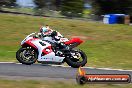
[
  {"xmin": 54, "ymin": 36, "xmax": 60, "ymax": 41},
  {"xmin": 50, "ymin": 31, "xmax": 57, "ymax": 37},
  {"xmin": 33, "ymin": 35, "xmax": 39, "ymax": 38}
]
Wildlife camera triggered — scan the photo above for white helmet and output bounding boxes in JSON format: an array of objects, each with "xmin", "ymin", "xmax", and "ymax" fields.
[{"xmin": 40, "ymin": 26, "xmax": 49, "ymax": 33}]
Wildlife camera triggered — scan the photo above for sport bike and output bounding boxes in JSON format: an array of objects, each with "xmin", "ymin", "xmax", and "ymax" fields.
[{"xmin": 16, "ymin": 32, "xmax": 87, "ymax": 68}]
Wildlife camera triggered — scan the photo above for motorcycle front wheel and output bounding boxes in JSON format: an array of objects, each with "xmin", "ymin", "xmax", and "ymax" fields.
[
  {"xmin": 16, "ymin": 47, "xmax": 38, "ymax": 65},
  {"xmin": 65, "ymin": 49, "xmax": 87, "ymax": 68}
]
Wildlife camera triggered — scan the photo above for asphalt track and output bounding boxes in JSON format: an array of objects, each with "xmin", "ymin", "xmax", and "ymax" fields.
[{"xmin": 0, "ymin": 63, "xmax": 132, "ymax": 82}]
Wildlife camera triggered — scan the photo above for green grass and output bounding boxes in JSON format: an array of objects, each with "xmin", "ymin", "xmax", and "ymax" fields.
[
  {"xmin": 0, "ymin": 13, "xmax": 132, "ymax": 69},
  {"xmin": 0, "ymin": 79, "xmax": 132, "ymax": 88}
]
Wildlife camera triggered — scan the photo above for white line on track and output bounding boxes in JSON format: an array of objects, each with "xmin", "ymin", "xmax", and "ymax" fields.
[
  {"xmin": 0, "ymin": 62, "xmax": 132, "ymax": 71},
  {"xmin": 15, "ymin": 63, "xmax": 22, "ymax": 64},
  {"xmin": 0, "ymin": 62, "xmax": 14, "ymax": 64}
]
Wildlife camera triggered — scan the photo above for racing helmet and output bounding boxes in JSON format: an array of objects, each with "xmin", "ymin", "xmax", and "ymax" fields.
[{"xmin": 40, "ymin": 26, "xmax": 49, "ymax": 33}]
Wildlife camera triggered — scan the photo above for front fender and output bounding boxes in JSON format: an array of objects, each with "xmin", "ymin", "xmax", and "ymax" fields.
[
  {"xmin": 22, "ymin": 41, "xmax": 37, "ymax": 49},
  {"xmin": 21, "ymin": 42, "xmax": 39, "ymax": 55}
]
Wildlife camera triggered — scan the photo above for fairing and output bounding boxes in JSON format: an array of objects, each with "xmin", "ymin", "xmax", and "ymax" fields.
[{"xmin": 64, "ymin": 38, "xmax": 83, "ymax": 45}]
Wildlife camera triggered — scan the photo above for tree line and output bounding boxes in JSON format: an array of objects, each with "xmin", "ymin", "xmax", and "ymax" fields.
[
  {"xmin": 0, "ymin": 0, "xmax": 132, "ymax": 16},
  {"xmin": 0, "ymin": 0, "xmax": 16, "ymax": 7},
  {"xmin": 91, "ymin": 0, "xmax": 132, "ymax": 15}
]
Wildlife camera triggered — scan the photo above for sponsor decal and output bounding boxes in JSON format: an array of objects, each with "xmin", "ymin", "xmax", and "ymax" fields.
[
  {"xmin": 41, "ymin": 57, "xmax": 54, "ymax": 60},
  {"xmin": 76, "ymin": 67, "xmax": 131, "ymax": 85}
]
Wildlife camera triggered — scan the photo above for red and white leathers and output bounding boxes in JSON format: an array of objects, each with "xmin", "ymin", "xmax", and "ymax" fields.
[
  {"xmin": 37, "ymin": 26, "xmax": 69, "ymax": 59},
  {"xmin": 39, "ymin": 26, "xmax": 64, "ymax": 44}
]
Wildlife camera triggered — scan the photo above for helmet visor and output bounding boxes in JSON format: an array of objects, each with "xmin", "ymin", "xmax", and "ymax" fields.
[{"xmin": 42, "ymin": 27, "xmax": 48, "ymax": 33}]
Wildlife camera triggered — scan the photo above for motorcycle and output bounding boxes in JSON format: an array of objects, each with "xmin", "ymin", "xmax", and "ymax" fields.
[{"xmin": 16, "ymin": 32, "xmax": 87, "ymax": 68}]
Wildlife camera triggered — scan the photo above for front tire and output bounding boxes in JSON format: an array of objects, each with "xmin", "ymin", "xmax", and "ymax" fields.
[
  {"xmin": 16, "ymin": 47, "xmax": 37, "ymax": 65},
  {"xmin": 65, "ymin": 50, "xmax": 87, "ymax": 68}
]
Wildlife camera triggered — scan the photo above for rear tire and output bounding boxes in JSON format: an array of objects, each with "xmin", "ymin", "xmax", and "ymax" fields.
[
  {"xmin": 16, "ymin": 47, "xmax": 37, "ymax": 65},
  {"xmin": 65, "ymin": 50, "xmax": 87, "ymax": 68}
]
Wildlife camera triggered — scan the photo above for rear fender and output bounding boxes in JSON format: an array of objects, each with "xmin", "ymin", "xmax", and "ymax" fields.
[{"xmin": 64, "ymin": 38, "xmax": 83, "ymax": 46}]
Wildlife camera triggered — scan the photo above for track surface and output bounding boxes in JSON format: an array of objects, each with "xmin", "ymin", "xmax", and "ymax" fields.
[{"xmin": 0, "ymin": 63, "xmax": 132, "ymax": 82}]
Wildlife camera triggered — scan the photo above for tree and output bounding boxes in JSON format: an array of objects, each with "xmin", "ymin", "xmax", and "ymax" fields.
[
  {"xmin": 34, "ymin": 0, "xmax": 55, "ymax": 16},
  {"xmin": 54, "ymin": 0, "xmax": 62, "ymax": 10},
  {"xmin": 34, "ymin": 0, "xmax": 57, "ymax": 10},
  {"xmin": 61, "ymin": 0, "xmax": 84, "ymax": 17},
  {"xmin": 10, "ymin": 0, "xmax": 16, "ymax": 6},
  {"xmin": 91, "ymin": 0, "xmax": 132, "ymax": 15},
  {"xmin": 0, "ymin": 0, "xmax": 16, "ymax": 10},
  {"xmin": 0, "ymin": 0, "xmax": 16, "ymax": 7},
  {"xmin": 34, "ymin": 0, "xmax": 46, "ymax": 8},
  {"xmin": 0, "ymin": 0, "xmax": 10, "ymax": 7}
]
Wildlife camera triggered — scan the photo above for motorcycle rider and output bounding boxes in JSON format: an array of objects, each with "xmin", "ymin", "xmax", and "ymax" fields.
[
  {"xmin": 39, "ymin": 25, "xmax": 61, "ymax": 43},
  {"xmin": 38, "ymin": 25, "xmax": 69, "ymax": 52}
]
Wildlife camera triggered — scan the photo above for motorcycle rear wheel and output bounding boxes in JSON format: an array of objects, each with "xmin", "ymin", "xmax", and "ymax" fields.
[{"xmin": 16, "ymin": 47, "xmax": 37, "ymax": 65}]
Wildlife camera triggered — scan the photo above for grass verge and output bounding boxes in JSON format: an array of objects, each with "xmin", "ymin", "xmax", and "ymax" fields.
[{"xmin": 0, "ymin": 79, "xmax": 132, "ymax": 88}]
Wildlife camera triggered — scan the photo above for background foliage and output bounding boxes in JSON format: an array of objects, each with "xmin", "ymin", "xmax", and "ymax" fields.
[{"xmin": 91, "ymin": 0, "xmax": 132, "ymax": 15}]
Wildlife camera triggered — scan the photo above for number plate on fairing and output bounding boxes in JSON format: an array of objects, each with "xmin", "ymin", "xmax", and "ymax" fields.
[{"xmin": 37, "ymin": 52, "xmax": 65, "ymax": 62}]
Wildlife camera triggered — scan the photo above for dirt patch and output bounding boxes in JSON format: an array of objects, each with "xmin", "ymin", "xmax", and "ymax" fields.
[{"xmin": 68, "ymin": 35, "xmax": 94, "ymax": 41}]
